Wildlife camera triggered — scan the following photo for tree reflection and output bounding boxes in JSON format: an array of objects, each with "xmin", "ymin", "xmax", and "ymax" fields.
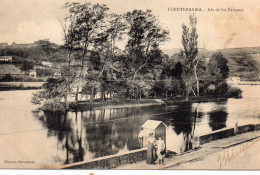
[
  {"xmin": 170, "ymin": 102, "xmax": 202, "ymax": 152},
  {"xmin": 84, "ymin": 108, "xmax": 144, "ymax": 158},
  {"xmin": 34, "ymin": 103, "xmax": 208, "ymax": 163},
  {"xmin": 34, "ymin": 107, "xmax": 149, "ymax": 164},
  {"xmin": 208, "ymin": 110, "xmax": 227, "ymax": 131},
  {"xmin": 35, "ymin": 111, "xmax": 85, "ymax": 164}
]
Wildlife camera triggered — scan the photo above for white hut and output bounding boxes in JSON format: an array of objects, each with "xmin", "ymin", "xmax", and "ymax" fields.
[{"xmin": 138, "ymin": 120, "xmax": 167, "ymax": 147}]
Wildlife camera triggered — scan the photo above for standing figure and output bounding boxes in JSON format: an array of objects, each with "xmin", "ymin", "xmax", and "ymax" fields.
[
  {"xmin": 234, "ymin": 122, "xmax": 239, "ymax": 135},
  {"xmin": 146, "ymin": 133, "xmax": 157, "ymax": 164},
  {"xmin": 156, "ymin": 137, "xmax": 166, "ymax": 164}
]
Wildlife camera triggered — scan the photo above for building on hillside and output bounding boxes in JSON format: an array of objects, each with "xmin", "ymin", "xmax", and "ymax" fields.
[
  {"xmin": 41, "ymin": 61, "xmax": 53, "ymax": 67},
  {"xmin": 0, "ymin": 56, "xmax": 12, "ymax": 62},
  {"xmin": 53, "ymin": 72, "xmax": 61, "ymax": 78},
  {"xmin": 29, "ymin": 70, "xmax": 37, "ymax": 77},
  {"xmin": 0, "ymin": 43, "xmax": 8, "ymax": 48}
]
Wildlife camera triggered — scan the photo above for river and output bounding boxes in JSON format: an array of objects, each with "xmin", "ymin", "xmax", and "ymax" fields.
[{"xmin": 0, "ymin": 85, "xmax": 260, "ymax": 168}]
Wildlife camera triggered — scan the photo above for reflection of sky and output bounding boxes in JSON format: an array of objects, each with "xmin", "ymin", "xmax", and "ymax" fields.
[
  {"xmin": 226, "ymin": 85, "xmax": 260, "ymax": 127},
  {"xmin": 0, "ymin": 90, "xmax": 61, "ymax": 168}
]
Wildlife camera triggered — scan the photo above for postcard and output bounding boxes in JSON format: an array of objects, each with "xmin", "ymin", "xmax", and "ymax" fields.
[{"xmin": 0, "ymin": 0, "xmax": 260, "ymax": 170}]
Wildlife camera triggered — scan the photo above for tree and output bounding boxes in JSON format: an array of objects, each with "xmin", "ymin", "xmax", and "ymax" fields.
[
  {"xmin": 181, "ymin": 14, "xmax": 199, "ymax": 99},
  {"xmin": 91, "ymin": 13, "xmax": 127, "ymax": 100},
  {"xmin": 20, "ymin": 61, "xmax": 34, "ymax": 75},
  {"xmin": 208, "ymin": 52, "xmax": 229, "ymax": 80},
  {"xmin": 124, "ymin": 9, "xmax": 169, "ymax": 99},
  {"xmin": 158, "ymin": 55, "xmax": 183, "ymax": 98},
  {"xmin": 64, "ymin": 2, "xmax": 109, "ymax": 102},
  {"xmin": 206, "ymin": 52, "xmax": 229, "ymax": 95},
  {"xmin": 32, "ymin": 78, "xmax": 72, "ymax": 111}
]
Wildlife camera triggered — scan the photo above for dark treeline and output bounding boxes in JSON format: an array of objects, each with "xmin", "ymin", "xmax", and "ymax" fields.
[{"xmin": 29, "ymin": 2, "xmax": 241, "ymax": 111}]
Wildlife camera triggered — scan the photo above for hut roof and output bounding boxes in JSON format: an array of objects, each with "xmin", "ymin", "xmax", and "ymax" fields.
[{"xmin": 141, "ymin": 120, "xmax": 167, "ymax": 130}]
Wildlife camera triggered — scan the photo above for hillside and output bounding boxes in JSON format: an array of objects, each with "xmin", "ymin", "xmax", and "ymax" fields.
[
  {"xmin": 163, "ymin": 47, "xmax": 260, "ymax": 81},
  {"xmin": 214, "ymin": 47, "xmax": 260, "ymax": 80},
  {"xmin": 0, "ymin": 40, "xmax": 64, "ymax": 65},
  {"xmin": 0, "ymin": 64, "xmax": 24, "ymax": 75}
]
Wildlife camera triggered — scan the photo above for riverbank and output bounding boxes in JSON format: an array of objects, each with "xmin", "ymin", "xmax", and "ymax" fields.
[
  {"xmin": 0, "ymin": 82, "xmax": 44, "ymax": 91},
  {"xmin": 117, "ymin": 130, "xmax": 260, "ymax": 170},
  {"xmin": 74, "ymin": 99, "xmax": 165, "ymax": 111},
  {"xmin": 72, "ymin": 95, "xmax": 234, "ymax": 111},
  {"xmin": 60, "ymin": 123, "xmax": 260, "ymax": 169}
]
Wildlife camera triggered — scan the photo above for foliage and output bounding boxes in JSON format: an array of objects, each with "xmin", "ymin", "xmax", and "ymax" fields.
[
  {"xmin": 36, "ymin": 68, "xmax": 55, "ymax": 77},
  {"xmin": 30, "ymin": 3, "xmax": 242, "ymax": 112},
  {"xmin": 201, "ymin": 52, "xmax": 230, "ymax": 95},
  {"xmin": 180, "ymin": 14, "xmax": 199, "ymax": 99},
  {"xmin": 227, "ymin": 86, "xmax": 242, "ymax": 98},
  {"xmin": 20, "ymin": 61, "xmax": 34, "ymax": 75},
  {"xmin": 32, "ymin": 78, "xmax": 72, "ymax": 111},
  {"xmin": 207, "ymin": 52, "xmax": 229, "ymax": 80},
  {"xmin": 0, "ymin": 74, "xmax": 14, "ymax": 82}
]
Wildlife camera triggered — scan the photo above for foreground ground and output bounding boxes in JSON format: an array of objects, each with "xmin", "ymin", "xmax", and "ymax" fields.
[{"xmin": 117, "ymin": 131, "xmax": 260, "ymax": 170}]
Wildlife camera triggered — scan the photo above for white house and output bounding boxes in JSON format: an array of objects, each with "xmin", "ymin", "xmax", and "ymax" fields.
[
  {"xmin": 29, "ymin": 70, "xmax": 37, "ymax": 77},
  {"xmin": 0, "ymin": 56, "xmax": 12, "ymax": 62},
  {"xmin": 41, "ymin": 61, "xmax": 52, "ymax": 67}
]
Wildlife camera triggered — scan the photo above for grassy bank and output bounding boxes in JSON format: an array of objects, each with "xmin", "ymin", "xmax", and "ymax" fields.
[
  {"xmin": 163, "ymin": 95, "xmax": 229, "ymax": 105},
  {"xmin": 70, "ymin": 95, "xmax": 238, "ymax": 111},
  {"xmin": 0, "ymin": 82, "xmax": 44, "ymax": 91},
  {"xmin": 72, "ymin": 99, "xmax": 164, "ymax": 111}
]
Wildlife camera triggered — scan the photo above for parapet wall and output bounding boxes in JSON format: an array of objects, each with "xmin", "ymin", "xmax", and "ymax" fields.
[
  {"xmin": 60, "ymin": 123, "xmax": 260, "ymax": 169},
  {"xmin": 60, "ymin": 148, "xmax": 147, "ymax": 169},
  {"xmin": 199, "ymin": 124, "xmax": 260, "ymax": 144}
]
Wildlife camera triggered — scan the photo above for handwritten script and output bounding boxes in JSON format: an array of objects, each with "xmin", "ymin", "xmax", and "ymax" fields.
[{"xmin": 217, "ymin": 137, "xmax": 260, "ymax": 169}]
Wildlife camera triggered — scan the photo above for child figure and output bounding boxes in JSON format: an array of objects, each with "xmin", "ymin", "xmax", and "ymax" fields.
[{"xmin": 156, "ymin": 137, "xmax": 165, "ymax": 164}]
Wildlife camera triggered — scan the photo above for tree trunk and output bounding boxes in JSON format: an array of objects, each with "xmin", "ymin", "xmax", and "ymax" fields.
[
  {"xmin": 194, "ymin": 66, "xmax": 200, "ymax": 96},
  {"xmin": 64, "ymin": 95, "xmax": 68, "ymax": 110},
  {"xmin": 134, "ymin": 87, "xmax": 136, "ymax": 100},
  {"xmin": 75, "ymin": 86, "xmax": 79, "ymax": 102},
  {"xmin": 139, "ymin": 89, "xmax": 142, "ymax": 100},
  {"xmin": 185, "ymin": 80, "xmax": 189, "ymax": 101},
  {"xmin": 191, "ymin": 88, "xmax": 196, "ymax": 96},
  {"xmin": 90, "ymin": 86, "xmax": 94, "ymax": 102}
]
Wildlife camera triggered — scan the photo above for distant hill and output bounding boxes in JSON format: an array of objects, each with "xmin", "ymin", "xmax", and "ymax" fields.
[
  {"xmin": 0, "ymin": 41, "xmax": 59, "ymax": 50},
  {"xmin": 213, "ymin": 47, "xmax": 260, "ymax": 80},
  {"xmin": 163, "ymin": 47, "xmax": 260, "ymax": 80},
  {"xmin": 0, "ymin": 40, "xmax": 65, "ymax": 65},
  {"xmin": 162, "ymin": 48, "xmax": 182, "ymax": 56}
]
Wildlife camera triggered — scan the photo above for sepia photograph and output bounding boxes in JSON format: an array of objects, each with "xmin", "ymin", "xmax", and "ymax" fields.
[{"xmin": 0, "ymin": 0, "xmax": 260, "ymax": 170}]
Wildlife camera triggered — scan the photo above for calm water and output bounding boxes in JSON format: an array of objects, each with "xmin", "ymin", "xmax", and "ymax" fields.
[{"xmin": 1, "ymin": 85, "xmax": 260, "ymax": 168}]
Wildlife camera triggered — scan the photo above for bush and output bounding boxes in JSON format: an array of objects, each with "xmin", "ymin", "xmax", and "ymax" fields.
[
  {"xmin": 0, "ymin": 74, "xmax": 14, "ymax": 82},
  {"xmin": 227, "ymin": 86, "xmax": 242, "ymax": 98},
  {"xmin": 41, "ymin": 99, "xmax": 66, "ymax": 112}
]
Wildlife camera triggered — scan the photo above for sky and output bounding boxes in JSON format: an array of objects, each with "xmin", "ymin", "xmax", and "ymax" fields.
[{"xmin": 0, "ymin": 0, "xmax": 259, "ymax": 50}]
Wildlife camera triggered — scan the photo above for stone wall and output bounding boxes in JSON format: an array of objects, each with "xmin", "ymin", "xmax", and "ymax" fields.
[
  {"xmin": 60, "ymin": 148, "xmax": 147, "ymax": 169},
  {"xmin": 199, "ymin": 124, "xmax": 260, "ymax": 144}
]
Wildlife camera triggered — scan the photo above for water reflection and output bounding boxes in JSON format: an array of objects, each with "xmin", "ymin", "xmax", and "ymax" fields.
[
  {"xmin": 37, "ymin": 111, "xmax": 85, "ymax": 164},
  {"xmin": 35, "ymin": 103, "xmax": 208, "ymax": 164},
  {"xmin": 169, "ymin": 103, "xmax": 203, "ymax": 152},
  {"xmin": 2, "ymin": 86, "xmax": 260, "ymax": 167},
  {"xmin": 208, "ymin": 110, "xmax": 228, "ymax": 131}
]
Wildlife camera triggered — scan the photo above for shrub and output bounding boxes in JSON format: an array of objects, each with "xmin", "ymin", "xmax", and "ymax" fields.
[
  {"xmin": 0, "ymin": 74, "xmax": 14, "ymax": 82},
  {"xmin": 227, "ymin": 86, "xmax": 242, "ymax": 98}
]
